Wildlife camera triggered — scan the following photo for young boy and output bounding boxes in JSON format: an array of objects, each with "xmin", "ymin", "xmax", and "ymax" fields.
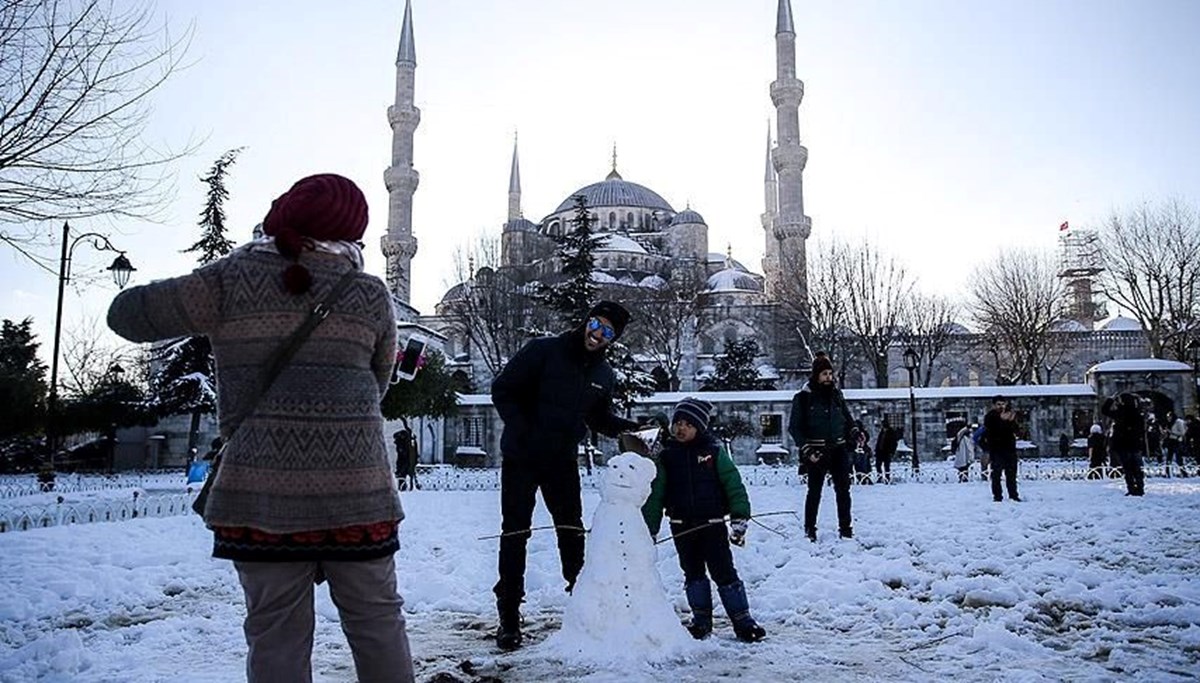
[{"xmin": 641, "ymin": 397, "xmax": 766, "ymax": 642}]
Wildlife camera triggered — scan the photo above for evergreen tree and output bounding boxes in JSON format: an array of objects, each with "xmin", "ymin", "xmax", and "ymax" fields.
[
  {"xmin": 607, "ymin": 340, "xmax": 658, "ymax": 416},
  {"xmin": 702, "ymin": 339, "xmax": 773, "ymax": 391},
  {"xmin": 148, "ymin": 336, "xmax": 216, "ymax": 451},
  {"xmin": 184, "ymin": 148, "xmax": 243, "ymax": 264},
  {"xmin": 380, "ymin": 349, "xmax": 460, "ymax": 429},
  {"xmin": 150, "ymin": 148, "xmax": 242, "ymax": 451},
  {"xmin": 0, "ymin": 318, "xmax": 48, "ymax": 439},
  {"xmin": 536, "ymin": 194, "xmax": 599, "ymax": 327}
]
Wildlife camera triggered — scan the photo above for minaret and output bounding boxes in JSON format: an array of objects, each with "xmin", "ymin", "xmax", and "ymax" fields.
[
  {"xmin": 507, "ymin": 133, "xmax": 521, "ymax": 221},
  {"xmin": 382, "ymin": 0, "xmax": 420, "ymax": 307},
  {"xmin": 761, "ymin": 120, "xmax": 780, "ymax": 298},
  {"xmin": 768, "ymin": 0, "xmax": 811, "ymax": 309}
]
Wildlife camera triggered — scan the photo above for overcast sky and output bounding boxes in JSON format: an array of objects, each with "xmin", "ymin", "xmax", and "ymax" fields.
[{"xmin": 4, "ymin": 0, "xmax": 1199, "ymax": 362}]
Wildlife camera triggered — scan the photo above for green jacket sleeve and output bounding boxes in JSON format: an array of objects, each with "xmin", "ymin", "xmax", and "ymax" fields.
[
  {"xmin": 640, "ymin": 458, "xmax": 668, "ymax": 536},
  {"xmin": 716, "ymin": 445, "xmax": 751, "ymax": 520}
]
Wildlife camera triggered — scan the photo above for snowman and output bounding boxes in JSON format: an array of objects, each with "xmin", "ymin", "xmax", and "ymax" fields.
[{"xmin": 543, "ymin": 451, "xmax": 696, "ymax": 663}]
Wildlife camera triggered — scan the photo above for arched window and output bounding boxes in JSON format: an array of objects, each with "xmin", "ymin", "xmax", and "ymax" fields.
[
  {"xmin": 601, "ymin": 257, "xmax": 610, "ymax": 269},
  {"xmin": 609, "ymin": 212, "xmax": 617, "ymax": 229},
  {"xmin": 626, "ymin": 212, "xmax": 634, "ymax": 228}
]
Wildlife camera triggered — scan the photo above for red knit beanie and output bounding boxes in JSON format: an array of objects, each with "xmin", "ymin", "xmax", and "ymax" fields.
[{"xmin": 262, "ymin": 173, "xmax": 369, "ymax": 294}]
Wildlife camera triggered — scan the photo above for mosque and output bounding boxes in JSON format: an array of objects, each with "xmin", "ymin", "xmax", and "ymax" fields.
[{"xmin": 377, "ymin": 0, "xmax": 1153, "ymax": 397}]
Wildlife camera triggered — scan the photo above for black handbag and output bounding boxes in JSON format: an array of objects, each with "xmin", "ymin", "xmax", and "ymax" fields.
[{"xmin": 191, "ymin": 269, "xmax": 359, "ymax": 517}]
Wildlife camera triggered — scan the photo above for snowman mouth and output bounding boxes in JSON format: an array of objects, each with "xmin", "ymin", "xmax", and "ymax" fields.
[{"xmin": 611, "ymin": 483, "xmax": 632, "ymax": 488}]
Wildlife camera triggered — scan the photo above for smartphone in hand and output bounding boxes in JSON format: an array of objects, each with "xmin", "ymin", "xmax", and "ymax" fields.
[{"xmin": 392, "ymin": 335, "xmax": 427, "ymax": 383}]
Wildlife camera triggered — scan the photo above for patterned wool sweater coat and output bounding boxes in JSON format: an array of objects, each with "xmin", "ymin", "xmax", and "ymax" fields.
[{"xmin": 107, "ymin": 249, "xmax": 404, "ymax": 555}]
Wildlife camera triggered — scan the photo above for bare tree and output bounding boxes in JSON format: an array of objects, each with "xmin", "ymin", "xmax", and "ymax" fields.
[
  {"xmin": 839, "ymin": 238, "xmax": 914, "ymax": 388},
  {"xmin": 622, "ymin": 265, "xmax": 704, "ymax": 391},
  {"xmin": 60, "ymin": 316, "xmax": 135, "ymax": 398},
  {"xmin": 967, "ymin": 249, "xmax": 1068, "ymax": 384},
  {"xmin": 0, "ymin": 0, "xmax": 192, "ymax": 267},
  {"xmin": 901, "ymin": 292, "xmax": 958, "ymax": 387},
  {"xmin": 440, "ymin": 233, "xmax": 544, "ymax": 380},
  {"xmin": 1097, "ymin": 198, "xmax": 1200, "ymax": 359},
  {"xmin": 778, "ymin": 239, "xmax": 855, "ymax": 373}
]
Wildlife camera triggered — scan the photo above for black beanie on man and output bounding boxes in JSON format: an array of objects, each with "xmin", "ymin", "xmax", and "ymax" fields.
[
  {"xmin": 810, "ymin": 353, "xmax": 834, "ymax": 385},
  {"xmin": 587, "ymin": 300, "xmax": 631, "ymax": 340},
  {"xmin": 672, "ymin": 397, "xmax": 713, "ymax": 433}
]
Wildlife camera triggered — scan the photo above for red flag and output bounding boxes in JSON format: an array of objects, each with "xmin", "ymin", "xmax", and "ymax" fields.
[{"xmin": 1059, "ymin": 220, "xmax": 1069, "ymax": 232}]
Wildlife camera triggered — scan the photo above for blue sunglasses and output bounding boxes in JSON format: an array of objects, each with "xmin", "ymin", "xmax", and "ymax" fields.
[{"xmin": 587, "ymin": 317, "xmax": 616, "ymax": 340}]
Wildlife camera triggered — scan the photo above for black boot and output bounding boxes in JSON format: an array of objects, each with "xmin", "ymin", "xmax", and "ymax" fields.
[
  {"xmin": 717, "ymin": 581, "xmax": 766, "ymax": 642},
  {"xmin": 839, "ymin": 526, "xmax": 853, "ymax": 539},
  {"xmin": 684, "ymin": 579, "xmax": 713, "ymax": 639},
  {"xmin": 496, "ymin": 601, "xmax": 523, "ymax": 651},
  {"xmin": 805, "ymin": 527, "xmax": 817, "ymax": 542}
]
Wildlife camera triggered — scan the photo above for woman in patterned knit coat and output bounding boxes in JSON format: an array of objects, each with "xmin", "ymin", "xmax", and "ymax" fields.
[{"xmin": 107, "ymin": 174, "xmax": 414, "ymax": 682}]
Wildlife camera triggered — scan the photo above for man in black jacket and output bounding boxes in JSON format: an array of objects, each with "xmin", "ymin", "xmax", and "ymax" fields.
[
  {"xmin": 490, "ymin": 301, "xmax": 639, "ymax": 651},
  {"xmin": 788, "ymin": 353, "xmax": 857, "ymax": 542},
  {"xmin": 984, "ymin": 396, "xmax": 1021, "ymax": 502},
  {"xmin": 1101, "ymin": 392, "xmax": 1146, "ymax": 496}
]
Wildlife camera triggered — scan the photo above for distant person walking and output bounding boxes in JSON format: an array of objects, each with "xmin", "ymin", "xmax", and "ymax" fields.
[
  {"xmin": 953, "ymin": 423, "xmax": 975, "ymax": 483},
  {"xmin": 1086, "ymin": 424, "xmax": 1107, "ymax": 479},
  {"xmin": 107, "ymin": 173, "xmax": 415, "ymax": 682},
  {"xmin": 394, "ymin": 427, "xmax": 419, "ymax": 491},
  {"xmin": 874, "ymin": 417, "xmax": 899, "ymax": 484},
  {"xmin": 984, "ymin": 396, "xmax": 1021, "ymax": 502},
  {"xmin": 1102, "ymin": 393, "xmax": 1146, "ymax": 496}
]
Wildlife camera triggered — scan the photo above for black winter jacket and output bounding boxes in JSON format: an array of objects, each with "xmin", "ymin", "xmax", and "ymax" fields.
[
  {"xmin": 788, "ymin": 381, "xmax": 854, "ymax": 449},
  {"xmin": 491, "ymin": 329, "xmax": 637, "ymax": 459}
]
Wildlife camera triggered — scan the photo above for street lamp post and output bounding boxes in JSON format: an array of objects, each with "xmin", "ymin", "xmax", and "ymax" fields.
[
  {"xmin": 46, "ymin": 222, "xmax": 136, "ymax": 476},
  {"xmin": 1188, "ymin": 340, "xmax": 1200, "ymax": 409},
  {"xmin": 902, "ymin": 347, "xmax": 920, "ymax": 473}
]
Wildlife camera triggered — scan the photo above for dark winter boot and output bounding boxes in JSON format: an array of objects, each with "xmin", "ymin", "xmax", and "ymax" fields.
[
  {"xmin": 684, "ymin": 579, "xmax": 713, "ymax": 639},
  {"xmin": 839, "ymin": 526, "xmax": 854, "ymax": 539},
  {"xmin": 717, "ymin": 581, "xmax": 766, "ymax": 643},
  {"xmin": 495, "ymin": 601, "xmax": 523, "ymax": 651},
  {"xmin": 805, "ymin": 527, "xmax": 817, "ymax": 542}
]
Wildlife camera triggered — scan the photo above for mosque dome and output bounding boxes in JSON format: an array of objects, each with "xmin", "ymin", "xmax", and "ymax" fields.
[
  {"xmin": 593, "ymin": 233, "xmax": 647, "ymax": 254},
  {"xmin": 1100, "ymin": 316, "xmax": 1142, "ymax": 332},
  {"xmin": 553, "ymin": 171, "xmax": 674, "ymax": 214},
  {"xmin": 440, "ymin": 281, "xmax": 467, "ymax": 304},
  {"xmin": 1051, "ymin": 319, "xmax": 1090, "ymax": 332},
  {"xmin": 672, "ymin": 209, "xmax": 706, "ymax": 226},
  {"xmin": 705, "ymin": 264, "xmax": 763, "ymax": 293},
  {"xmin": 503, "ymin": 217, "xmax": 538, "ymax": 232}
]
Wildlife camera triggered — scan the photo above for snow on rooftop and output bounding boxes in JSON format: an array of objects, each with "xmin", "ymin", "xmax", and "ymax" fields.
[{"xmin": 1087, "ymin": 359, "xmax": 1193, "ymax": 374}]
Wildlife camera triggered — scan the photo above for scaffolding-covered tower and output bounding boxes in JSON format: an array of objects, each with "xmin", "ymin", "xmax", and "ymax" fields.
[{"xmin": 1058, "ymin": 229, "xmax": 1106, "ymax": 328}]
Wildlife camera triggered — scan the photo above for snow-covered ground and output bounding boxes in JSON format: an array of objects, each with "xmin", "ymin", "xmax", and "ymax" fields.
[{"xmin": 2, "ymin": 474, "xmax": 1199, "ymax": 682}]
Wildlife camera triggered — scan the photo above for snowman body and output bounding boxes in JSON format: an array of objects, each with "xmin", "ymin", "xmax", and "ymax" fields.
[{"xmin": 544, "ymin": 452, "xmax": 695, "ymax": 663}]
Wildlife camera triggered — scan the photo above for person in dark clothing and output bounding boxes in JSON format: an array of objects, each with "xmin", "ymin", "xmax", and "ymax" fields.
[
  {"xmin": 789, "ymin": 353, "xmax": 857, "ymax": 541},
  {"xmin": 984, "ymin": 396, "xmax": 1021, "ymax": 502},
  {"xmin": 394, "ymin": 428, "xmax": 419, "ymax": 491},
  {"xmin": 1187, "ymin": 415, "xmax": 1200, "ymax": 470},
  {"xmin": 1058, "ymin": 433, "xmax": 1070, "ymax": 460},
  {"xmin": 642, "ymin": 397, "xmax": 766, "ymax": 643},
  {"xmin": 1086, "ymin": 424, "xmax": 1107, "ymax": 480},
  {"xmin": 874, "ymin": 418, "xmax": 898, "ymax": 484},
  {"xmin": 489, "ymin": 301, "xmax": 640, "ymax": 651},
  {"xmin": 1101, "ymin": 393, "xmax": 1146, "ymax": 496},
  {"xmin": 851, "ymin": 418, "xmax": 873, "ymax": 483}
]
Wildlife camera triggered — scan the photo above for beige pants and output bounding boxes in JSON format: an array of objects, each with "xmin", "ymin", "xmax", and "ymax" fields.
[{"xmin": 234, "ymin": 556, "xmax": 414, "ymax": 683}]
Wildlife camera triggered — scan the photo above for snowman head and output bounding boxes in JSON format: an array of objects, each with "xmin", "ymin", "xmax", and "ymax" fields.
[{"xmin": 601, "ymin": 452, "xmax": 657, "ymax": 506}]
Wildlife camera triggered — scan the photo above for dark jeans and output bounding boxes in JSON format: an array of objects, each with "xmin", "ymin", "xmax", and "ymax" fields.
[
  {"xmin": 1118, "ymin": 449, "xmax": 1145, "ymax": 495},
  {"xmin": 672, "ymin": 521, "xmax": 739, "ymax": 586},
  {"xmin": 493, "ymin": 455, "xmax": 584, "ymax": 608},
  {"xmin": 805, "ymin": 448, "xmax": 852, "ymax": 532},
  {"xmin": 990, "ymin": 450, "xmax": 1019, "ymax": 500},
  {"xmin": 875, "ymin": 453, "xmax": 893, "ymax": 480}
]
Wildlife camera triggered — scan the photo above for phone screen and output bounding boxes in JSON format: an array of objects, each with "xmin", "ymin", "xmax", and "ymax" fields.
[{"xmin": 397, "ymin": 338, "xmax": 425, "ymax": 376}]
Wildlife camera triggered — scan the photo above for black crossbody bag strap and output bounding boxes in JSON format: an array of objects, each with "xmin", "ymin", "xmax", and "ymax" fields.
[{"xmin": 192, "ymin": 269, "xmax": 359, "ymax": 516}]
